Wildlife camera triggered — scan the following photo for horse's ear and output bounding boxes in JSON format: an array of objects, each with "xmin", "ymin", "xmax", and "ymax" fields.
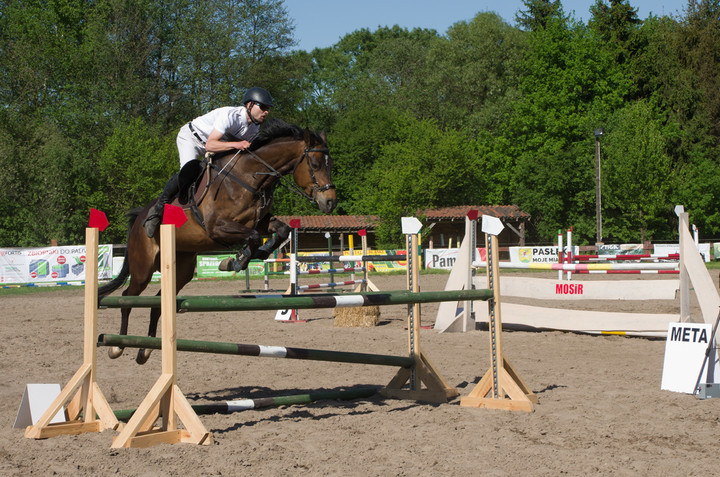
[
  {"xmin": 319, "ymin": 130, "xmax": 327, "ymax": 144},
  {"xmin": 303, "ymin": 128, "xmax": 312, "ymax": 144}
]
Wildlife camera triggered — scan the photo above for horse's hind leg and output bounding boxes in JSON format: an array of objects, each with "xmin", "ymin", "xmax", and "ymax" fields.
[
  {"xmin": 108, "ymin": 276, "xmax": 153, "ymax": 358},
  {"xmin": 136, "ymin": 253, "xmax": 197, "ymax": 364},
  {"xmin": 135, "ymin": 294, "xmax": 161, "ymax": 364},
  {"xmin": 107, "ymin": 301, "xmax": 132, "ymax": 359},
  {"xmin": 109, "ymin": 234, "xmax": 159, "ymax": 359}
]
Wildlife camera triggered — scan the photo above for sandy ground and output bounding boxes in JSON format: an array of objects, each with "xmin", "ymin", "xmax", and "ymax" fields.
[{"xmin": 3, "ymin": 271, "xmax": 720, "ymax": 476}]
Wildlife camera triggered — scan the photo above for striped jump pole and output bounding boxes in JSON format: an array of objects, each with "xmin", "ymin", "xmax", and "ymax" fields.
[
  {"xmin": 99, "ymin": 288, "xmax": 495, "ymax": 312},
  {"xmin": 471, "ymin": 261, "xmax": 679, "ymax": 272},
  {"xmin": 97, "ymin": 334, "xmax": 415, "ymax": 368},
  {"xmin": 572, "ymin": 253, "xmax": 679, "ymax": 261},
  {"xmin": 290, "ymin": 267, "xmax": 366, "ymax": 275},
  {"xmin": 297, "ymin": 279, "xmax": 366, "ymax": 291},
  {"xmin": 571, "ymin": 269, "xmax": 679, "ymax": 275},
  {"xmin": 295, "ymin": 254, "xmax": 406, "ymax": 263},
  {"xmin": 112, "ymin": 387, "xmax": 379, "ymax": 422}
]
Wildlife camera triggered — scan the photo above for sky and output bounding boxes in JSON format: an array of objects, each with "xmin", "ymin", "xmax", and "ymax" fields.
[{"xmin": 284, "ymin": 0, "xmax": 689, "ymax": 52}]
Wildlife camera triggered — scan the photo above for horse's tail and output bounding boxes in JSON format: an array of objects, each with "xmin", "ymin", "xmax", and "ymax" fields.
[{"xmin": 98, "ymin": 208, "xmax": 141, "ymax": 299}]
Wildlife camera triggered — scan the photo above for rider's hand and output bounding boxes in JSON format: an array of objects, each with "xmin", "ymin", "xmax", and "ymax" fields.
[{"xmin": 238, "ymin": 140, "xmax": 251, "ymax": 150}]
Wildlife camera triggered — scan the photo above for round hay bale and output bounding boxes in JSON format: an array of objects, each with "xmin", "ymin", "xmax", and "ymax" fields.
[{"xmin": 333, "ymin": 305, "xmax": 380, "ymax": 327}]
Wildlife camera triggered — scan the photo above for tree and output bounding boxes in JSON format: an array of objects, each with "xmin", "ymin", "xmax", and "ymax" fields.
[
  {"xmin": 515, "ymin": 0, "xmax": 566, "ymax": 31},
  {"xmin": 353, "ymin": 113, "xmax": 483, "ymax": 246},
  {"xmin": 601, "ymin": 100, "xmax": 674, "ymax": 242},
  {"xmin": 431, "ymin": 13, "xmax": 527, "ymax": 134}
]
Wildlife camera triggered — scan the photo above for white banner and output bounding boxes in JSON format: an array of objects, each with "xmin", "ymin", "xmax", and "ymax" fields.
[
  {"xmin": 509, "ymin": 246, "xmax": 561, "ymax": 264},
  {"xmin": 424, "ymin": 248, "xmax": 485, "ymax": 269},
  {"xmin": 655, "ymin": 242, "xmax": 709, "ymax": 262},
  {"xmin": 0, "ymin": 245, "xmax": 113, "ymax": 284}
]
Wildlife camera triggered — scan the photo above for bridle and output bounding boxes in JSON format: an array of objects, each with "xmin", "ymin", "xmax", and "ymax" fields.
[{"xmin": 210, "ymin": 144, "xmax": 335, "ymax": 204}]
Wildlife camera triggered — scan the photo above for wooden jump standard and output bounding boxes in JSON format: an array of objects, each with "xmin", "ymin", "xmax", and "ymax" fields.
[
  {"xmin": 460, "ymin": 214, "xmax": 537, "ymax": 412},
  {"xmin": 24, "ymin": 222, "xmax": 121, "ymax": 440}
]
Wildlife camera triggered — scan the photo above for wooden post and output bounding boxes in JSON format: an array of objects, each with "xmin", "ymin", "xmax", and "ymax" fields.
[
  {"xmin": 25, "ymin": 227, "xmax": 120, "ymax": 439},
  {"xmin": 111, "ymin": 224, "xmax": 213, "ymax": 448},
  {"xmin": 461, "ymin": 232, "xmax": 537, "ymax": 412},
  {"xmin": 382, "ymin": 229, "xmax": 458, "ymax": 403}
]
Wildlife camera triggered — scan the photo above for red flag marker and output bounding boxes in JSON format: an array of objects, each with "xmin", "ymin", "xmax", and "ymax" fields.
[
  {"xmin": 88, "ymin": 208, "xmax": 109, "ymax": 231},
  {"xmin": 163, "ymin": 204, "xmax": 187, "ymax": 228},
  {"xmin": 358, "ymin": 229, "xmax": 366, "ymax": 237},
  {"xmin": 289, "ymin": 219, "xmax": 301, "ymax": 229},
  {"xmin": 467, "ymin": 210, "xmax": 479, "ymax": 221}
]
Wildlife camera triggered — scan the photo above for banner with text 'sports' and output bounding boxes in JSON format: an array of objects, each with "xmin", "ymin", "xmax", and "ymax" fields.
[{"xmin": 0, "ymin": 245, "xmax": 113, "ymax": 284}]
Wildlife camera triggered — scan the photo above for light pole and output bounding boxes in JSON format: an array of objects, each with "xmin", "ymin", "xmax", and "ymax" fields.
[{"xmin": 594, "ymin": 128, "xmax": 604, "ymax": 248}]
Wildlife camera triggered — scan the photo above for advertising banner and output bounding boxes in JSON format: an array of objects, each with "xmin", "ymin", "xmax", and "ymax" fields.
[
  {"xmin": 196, "ymin": 255, "xmax": 267, "ymax": 278},
  {"xmin": 0, "ymin": 245, "xmax": 112, "ymax": 284},
  {"xmin": 424, "ymin": 248, "xmax": 485, "ymax": 269},
  {"xmin": 508, "ymin": 246, "xmax": 560, "ymax": 264}
]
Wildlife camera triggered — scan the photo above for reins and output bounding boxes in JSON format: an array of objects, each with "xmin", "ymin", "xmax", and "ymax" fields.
[{"xmin": 208, "ymin": 145, "xmax": 335, "ymax": 203}]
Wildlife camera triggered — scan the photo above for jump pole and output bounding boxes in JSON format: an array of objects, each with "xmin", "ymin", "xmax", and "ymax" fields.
[
  {"xmin": 25, "ymin": 211, "xmax": 120, "ymax": 440},
  {"xmin": 98, "ymin": 334, "xmax": 415, "ymax": 368},
  {"xmin": 460, "ymin": 215, "xmax": 537, "ymax": 412},
  {"xmin": 111, "ymin": 218, "xmax": 213, "ymax": 448},
  {"xmin": 112, "ymin": 387, "xmax": 380, "ymax": 421},
  {"xmin": 99, "ymin": 289, "xmax": 495, "ymax": 311}
]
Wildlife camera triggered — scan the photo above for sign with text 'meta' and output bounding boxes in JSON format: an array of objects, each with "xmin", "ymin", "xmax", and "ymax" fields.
[{"xmin": 661, "ymin": 322, "xmax": 720, "ymax": 394}]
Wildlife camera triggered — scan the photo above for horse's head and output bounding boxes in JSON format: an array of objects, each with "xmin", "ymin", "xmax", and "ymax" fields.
[{"xmin": 293, "ymin": 129, "xmax": 337, "ymax": 214}]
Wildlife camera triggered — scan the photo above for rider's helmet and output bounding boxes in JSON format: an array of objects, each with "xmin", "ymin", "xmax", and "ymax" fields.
[{"xmin": 242, "ymin": 87, "xmax": 274, "ymax": 108}]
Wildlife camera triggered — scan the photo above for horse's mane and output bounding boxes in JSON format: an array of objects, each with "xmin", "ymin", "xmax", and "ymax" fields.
[{"xmin": 249, "ymin": 118, "xmax": 320, "ymax": 151}]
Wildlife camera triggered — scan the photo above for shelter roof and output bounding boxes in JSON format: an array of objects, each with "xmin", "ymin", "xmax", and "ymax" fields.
[
  {"xmin": 278, "ymin": 205, "xmax": 529, "ymax": 232},
  {"xmin": 275, "ymin": 215, "xmax": 379, "ymax": 232},
  {"xmin": 419, "ymin": 205, "xmax": 530, "ymax": 221}
]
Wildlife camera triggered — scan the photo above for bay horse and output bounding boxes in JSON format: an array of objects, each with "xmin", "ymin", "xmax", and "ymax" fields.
[{"xmin": 98, "ymin": 118, "xmax": 336, "ymax": 363}]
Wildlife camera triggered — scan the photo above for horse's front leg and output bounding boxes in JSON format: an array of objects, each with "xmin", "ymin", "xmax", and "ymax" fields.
[
  {"xmin": 254, "ymin": 217, "xmax": 291, "ymax": 260},
  {"xmin": 212, "ymin": 223, "xmax": 262, "ymax": 272}
]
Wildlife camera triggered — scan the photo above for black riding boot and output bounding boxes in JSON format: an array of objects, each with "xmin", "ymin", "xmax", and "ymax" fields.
[{"xmin": 143, "ymin": 174, "xmax": 180, "ymax": 238}]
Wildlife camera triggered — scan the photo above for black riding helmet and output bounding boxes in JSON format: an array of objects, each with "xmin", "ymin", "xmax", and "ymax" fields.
[{"xmin": 242, "ymin": 87, "xmax": 274, "ymax": 108}]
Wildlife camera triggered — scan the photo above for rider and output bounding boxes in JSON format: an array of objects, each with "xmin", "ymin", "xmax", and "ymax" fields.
[{"xmin": 143, "ymin": 86, "xmax": 274, "ymax": 238}]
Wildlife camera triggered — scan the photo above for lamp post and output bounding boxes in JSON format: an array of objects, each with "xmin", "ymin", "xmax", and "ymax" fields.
[{"xmin": 594, "ymin": 128, "xmax": 604, "ymax": 248}]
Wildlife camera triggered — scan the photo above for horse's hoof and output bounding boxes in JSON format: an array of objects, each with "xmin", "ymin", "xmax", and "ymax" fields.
[
  {"xmin": 136, "ymin": 348, "xmax": 152, "ymax": 365},
  {"xmin": 218, "ymin": 257, "xmax": 234, "ymax": 271},
  {"xmin": 108, "ymin": 346, "xmax": 124, "ymax": 359}
]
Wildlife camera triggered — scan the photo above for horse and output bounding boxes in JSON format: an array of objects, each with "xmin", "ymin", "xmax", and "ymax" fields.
[{"xmin": 98, "ymin": 118, "xmax": 337, "ymax": 363}]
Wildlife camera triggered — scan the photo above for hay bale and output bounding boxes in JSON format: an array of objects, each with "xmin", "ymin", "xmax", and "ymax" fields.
[{"xmin": 333, "ymin": 305, "xmax": 380, "ymax": 327}]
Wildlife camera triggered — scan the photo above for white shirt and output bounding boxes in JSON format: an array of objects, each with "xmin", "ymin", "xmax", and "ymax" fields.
[{"xmin": 191, "ymin": 106, "xmax": 260, "ymax": 142}]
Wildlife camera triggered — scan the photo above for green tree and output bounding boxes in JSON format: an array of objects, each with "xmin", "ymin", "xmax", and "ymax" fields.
[
  {"xmin": 515, "ymin": 0, "xmax": 566, "ymax": 31},
  {"xmin": 354, "ymin": 113, "xmax": 483, "ymax": 246},
  {"xmin": 601, "ymin": 100, "xmax": 674, "ymax": 242},
  {"xmin": 97, "ymin": 118, "xmax": 178, "ymax": 242}
]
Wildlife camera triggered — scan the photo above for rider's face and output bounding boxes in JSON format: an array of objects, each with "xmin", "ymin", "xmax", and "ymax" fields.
[{"xmin": 249, "ymin": 102, "xmax": 270, "ymax": 123}]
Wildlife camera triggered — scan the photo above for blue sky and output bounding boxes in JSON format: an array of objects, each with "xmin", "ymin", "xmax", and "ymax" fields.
[{"xmin": 284, "ymin": 0, "xmax": 689, "ymax": 52}]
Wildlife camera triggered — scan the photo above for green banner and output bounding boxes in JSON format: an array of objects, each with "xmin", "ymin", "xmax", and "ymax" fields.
[{"xmin": 196, "ymin": 255, "xmax": 266, "ymax": 278}]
